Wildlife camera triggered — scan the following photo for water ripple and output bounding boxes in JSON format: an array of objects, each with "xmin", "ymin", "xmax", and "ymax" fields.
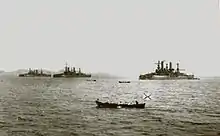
[{"xmin": 0, "ymin": 76, "xmax": 220, "ymax": 135}]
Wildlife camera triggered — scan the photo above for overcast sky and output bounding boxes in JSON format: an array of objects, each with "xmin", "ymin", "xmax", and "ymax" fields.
[{"xmin": 0, "ymin": 0, "xmax": 219, "ymax": 78}]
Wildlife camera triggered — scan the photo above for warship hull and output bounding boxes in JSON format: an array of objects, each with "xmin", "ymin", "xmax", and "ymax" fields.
[
  {"xmin": 18, "ymin": 74, "xmax": 51, "ymax": 77},
  {"xmin": 139, "ymin": 75, "xmax": 199, "ymax": 80},
  {"xmin": 52, "ymin": 74, "xmax": 91, "ymax": 78},
  {"xmin": 18, "ymin": 69, "xmax": 51, "ymax": 77}
]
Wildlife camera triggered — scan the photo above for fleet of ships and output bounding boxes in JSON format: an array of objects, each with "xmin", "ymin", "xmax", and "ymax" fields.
[
  {"xmin": 15, "ymin": 60, "xmax": 200, "ymax": 80},
  {"xmin": 18, "ymin": 63, "xmax": 91, "ymax": 78},
  {"xmin": 2, "ymin": 60, "xmax": 200, "ymax": 109}
]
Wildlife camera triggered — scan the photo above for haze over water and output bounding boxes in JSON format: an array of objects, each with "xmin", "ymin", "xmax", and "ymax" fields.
[
  {"xmin": 0, "ymin": 0, "xmax": 219, "ymax": 77},
  {"xmin": 0, "ymin": 0, "xmax": 220, "ymax": 135},
  {"xmin": 0, "ymin": 75, "xmax": 219, "ymax": 136}
]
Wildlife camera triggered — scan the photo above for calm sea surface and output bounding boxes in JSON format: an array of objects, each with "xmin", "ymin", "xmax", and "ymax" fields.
[{"xmin": 0, "ymin": 75, "xmax": 219, "ymax": 136}]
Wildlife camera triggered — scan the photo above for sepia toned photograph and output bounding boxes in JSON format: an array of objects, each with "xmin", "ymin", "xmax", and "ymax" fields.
[{"xmin": 0, "ymin": 0, "xmax": 219, "ymax": 136}]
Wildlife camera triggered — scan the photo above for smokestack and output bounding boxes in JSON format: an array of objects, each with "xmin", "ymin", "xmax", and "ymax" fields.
[
  {"xmin": 157, "ymin": 60, "xmax": 160, "ymax": 69},
  {"xmin": 169, "ymin": 62, "xmax": 172, "ymax": 70},
  {"xmin": 65, "ymin": 66, "xmax": 67, "ymax": 72},
  {"xmin": 166, "ymin": 63, "xmax": 168, "ymax": 69},
  {"xmin": 161, "ymin": 61, "xmax": 164, "ymax": 70},
  {"xmin": 177, "ymin": 63, "xmax": 179, "ymax": 72}
]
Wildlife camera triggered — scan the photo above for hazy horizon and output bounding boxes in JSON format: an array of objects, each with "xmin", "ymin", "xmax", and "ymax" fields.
[{"xmin": 0, "ymin": 0, "xmax": 219, "ymax": 78}]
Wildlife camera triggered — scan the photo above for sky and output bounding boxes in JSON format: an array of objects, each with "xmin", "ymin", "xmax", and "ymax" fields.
[{"xmin": 0, "ymin": 0, "xmax": 219, "ymax": 78}]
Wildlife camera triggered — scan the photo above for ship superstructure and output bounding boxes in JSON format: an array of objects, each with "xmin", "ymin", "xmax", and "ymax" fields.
[
  {"xmin": 139, "ymin": 60, "xmax": 199, "ymax": 80},
  {"xmin": 53, "ymin": 63, "xmax": 91, "ymax": 78},
  {"xmin": 18, "ymin": 68, "xmax": 51, "ymax": 77}
]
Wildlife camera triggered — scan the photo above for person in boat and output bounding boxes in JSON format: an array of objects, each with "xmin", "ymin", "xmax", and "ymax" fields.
[
  {"xmin": 96, "ymin": 99, "xmax": 99, "ymax": 103},
  {"xmin": 135, "ymin": 101, "xmax": 139, "ymax": 104}
]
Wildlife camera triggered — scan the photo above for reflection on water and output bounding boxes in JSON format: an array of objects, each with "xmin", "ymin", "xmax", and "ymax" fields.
[{"xmin": 0, "ymin": 76, "xmax": 220, "ymax": 136}]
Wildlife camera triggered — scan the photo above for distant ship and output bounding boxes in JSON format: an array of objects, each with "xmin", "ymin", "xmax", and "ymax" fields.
[
  {"xmin": 18, "ymin": 68, "xmax": 51, "ymax": 77},
  {"xmin": 52, "ymin": 63, "xmax": 91, "ymax": 78},
  {"xmin": 118, "ymin": 81, "xmax": 131, "ymax": 83},
  {"xmin": 139, "ymin": 60, "xmax": 200, "ymax": 80}
]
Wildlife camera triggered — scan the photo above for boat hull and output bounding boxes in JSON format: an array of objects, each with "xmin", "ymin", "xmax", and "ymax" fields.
[
  {"xmin": 119, "ymin": 81, "xmax": 131, "ymax": 83},
  {"xmin": 95, "ymin": 101, "xmax": 145, "ymax": 109}
]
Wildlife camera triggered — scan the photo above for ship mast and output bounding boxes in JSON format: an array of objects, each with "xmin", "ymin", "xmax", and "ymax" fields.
[
  {"xmin": 218, "ymin": 0, "xmax": 219, "ymax": 10},
  {"xmin": 154, "ymin": 60, "xmax": 160, "ymax": 70},
  {"xmin": 65, "ymin": 62, "xmax": 68, "ymax": 72}
]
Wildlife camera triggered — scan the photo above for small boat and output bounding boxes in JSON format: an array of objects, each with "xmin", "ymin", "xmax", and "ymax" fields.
[
  {"xmin": 86, "ymin": 79, "xmax": 96, "ymax": 82},
  {"xmin": 95, "ymin": 100, "xmax": 145, "ymax": 109},
  {"xmin": 119, "ymin": 81, "xmax": 131, "ymax": 83}
]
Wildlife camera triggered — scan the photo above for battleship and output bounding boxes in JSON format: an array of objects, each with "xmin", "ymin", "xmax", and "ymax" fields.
[
  {"xmin": 18, "ymin": 68, "xmax": 51, "ymax": 77},
  {"xmin": 52, "ymin": 63, "xmax": 91, "ymax": 78},
  {"xmin": 139, "ymin": 60, "xmax": 200, "ymax": 80}
]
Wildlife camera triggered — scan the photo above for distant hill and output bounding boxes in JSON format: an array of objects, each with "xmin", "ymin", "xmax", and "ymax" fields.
[
  {"xmin": 0, "ymin": 70, "xmax": 5, "ymax": 73},
  {"xmin": 0, "ymin": 69, "xmax": 122, "ymax": 79},
  {"xmin": 1, "ymin": 69, "xmax": 54, "ymax": 76},
  {"xmin": 0, "ymin": 69, "xmax": 25, "ymax": 76},
  {"xmin": 91, "ymin": 72, "xmax": 121, "ymax": 79}
]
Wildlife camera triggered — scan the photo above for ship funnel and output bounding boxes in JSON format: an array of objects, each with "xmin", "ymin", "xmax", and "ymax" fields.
[
  {"xmin": 169, "ymin": 62, "xmax": 172, "ymax": 70},
  {"xmin": 157, "ymin": 60, "xmax": 160, "ymax": 69},
  {"xmin": 64, "ymin": 62, "xmax": 68, "ymax": 72},
  {"xmin": 176, "ymin": 63, "xmax": 179, "ymax": 72},
  {"xmin": 166, "ymin": 63, "xmax": 168, "ymax": 69},
  {"xmin": 65, "ymin": 66, "xmax": 67, "ymax": 72},
  {"xmin": 161, "ymin": 60, "xmax": 164, "ymax": 70}
]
